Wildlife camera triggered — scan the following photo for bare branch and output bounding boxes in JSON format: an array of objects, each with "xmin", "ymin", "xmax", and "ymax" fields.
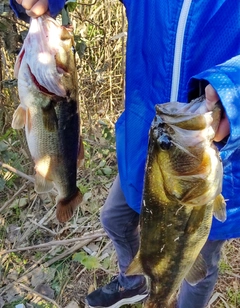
[
  {"xmin": 0, "ymin": 161, "xmax": 34, "ymax": 182},
  {"xmin": 0, "ymin": 181, "xmax": 31, "ymax": 212},
  {"xmin": 18, "ymin": 282, "xmax": 61, "ymax": 308},
  {"xmin": 0, "ymin": 230, "xmax": 106, "ymax": 256}
]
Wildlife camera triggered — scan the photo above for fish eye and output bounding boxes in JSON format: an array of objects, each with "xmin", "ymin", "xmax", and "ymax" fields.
[{"xmin": 157, "ymin": 134, "xmax": 171, "ymax": 150}]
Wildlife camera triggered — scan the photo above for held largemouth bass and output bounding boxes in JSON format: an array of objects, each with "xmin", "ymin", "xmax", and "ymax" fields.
[
  {"xmin": 12, "ymin": 15, "xmax": 83, "ymax": 223},
  {"xmin": 127, "ymin": 96, "xmax": 226, "ymax": 307}
]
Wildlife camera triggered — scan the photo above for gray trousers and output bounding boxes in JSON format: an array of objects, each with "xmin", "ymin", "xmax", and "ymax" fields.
[{"xmin": 100, "ymin": 175, "xmax": 225, "ymax": 308}]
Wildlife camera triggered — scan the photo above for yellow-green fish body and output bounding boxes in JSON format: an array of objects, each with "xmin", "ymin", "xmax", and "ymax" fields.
[{"xmin": 127, "ymin": 96, "xmax": 226, "ymax": 307}]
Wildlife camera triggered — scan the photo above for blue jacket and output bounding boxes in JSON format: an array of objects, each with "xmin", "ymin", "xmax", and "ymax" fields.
[{"xmin": 10, "ymin": 0, "xmax": 240, "ymax": 240}]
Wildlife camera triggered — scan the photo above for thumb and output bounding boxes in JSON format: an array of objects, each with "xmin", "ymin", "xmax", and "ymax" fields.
[
  {"xmin": 205, "ymin": 84, "xmax": 219, "ymax": 111},
  {"xmin": 26, "ymin": 0, "xmax": 49, "ymax": 17},
  {"xmin": 205, "ymin": 84, "xmax": 230, "ymax": 141}
]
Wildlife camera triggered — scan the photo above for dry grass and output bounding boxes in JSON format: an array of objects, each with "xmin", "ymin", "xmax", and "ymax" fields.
[{"xmin": 0, "ymin": 1, "xmax": 239, "ymax": 308}]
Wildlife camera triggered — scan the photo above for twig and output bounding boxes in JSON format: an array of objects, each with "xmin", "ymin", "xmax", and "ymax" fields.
[
  {"xmin": 0, "ymin": 230, "xmax": 106, "ymax": 256},
  {"xmin": 0, "ymin": 232, "xmax": 106, "ymax": 296},
  {"xmin": 0, "ymin": 181, "xmax": 30, "ymax": 212},
  {"xmin": 0, "ymin": 246, "xmax": 58, "ymax": 295},
  {"xmin": 76, "ymin": 237, "xmax": 114, "ymax": 279},
  {"xmin": 77, "ymin": 0, "xmax": 97, "ymax": 6},
  {"xmin": 28, "ymin": 218, "xmax": 57, "ymax": 236},
  {"xmin": 19, "ymin": 199, "xmax": 58, "ymax": 243},
  {"xmin": 18, "ymin": 204, "xmax": 56, "ymax": 243},
  {"xmin": 59, "ymin": 209, "xmax": 100, "ymax": 239},
  {"xmin": 0, "ymin": 161, "xmax": 34, "ymax": 182},
  {"xmin": 43, "ymin": 238, "xmax": 95, "ymax": 268},
  {"xmin": 225, "ymin": 271, "xmax": 240, "ymax": 279},
  {"xmin": 17, "ymin": 282, "xmax": 61, "ymax": 308}
]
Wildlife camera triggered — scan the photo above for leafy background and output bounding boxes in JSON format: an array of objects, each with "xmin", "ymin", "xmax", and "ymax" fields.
[{"xmin": 0, "ymin": 1, "xmax": 239, "ymax": 307}]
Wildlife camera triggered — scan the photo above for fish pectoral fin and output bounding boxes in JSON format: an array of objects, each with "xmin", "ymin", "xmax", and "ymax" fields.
[
  {"xmin": 12, "ymin": 105, "xmax": 26, "ymax": 129},
  {"xmin": 185, "ymin": 253, "xmax": 207, "ymax": 286},
  {"xmin": 35, "ymin": 172, "xmax": 54, "ymax": 193},
  {"xmin": 184, "ymin": 205, "xmax": 205, "ymax": 234},
  {"xmin": 125, "ymin": 251, "xmax": 144, "ymax": 275},
  {"xmin": 213, "ymin": 194, "xmax": 227, "ymax": 222},
  {"xmin": 56, "ymin": 188, "xmax": 83, "ymax": 223}
]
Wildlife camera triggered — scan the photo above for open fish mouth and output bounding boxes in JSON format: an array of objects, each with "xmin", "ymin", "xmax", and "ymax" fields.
[{"xmin": 14, "ymin": 14, "xmax": 77, "ymax": 98}]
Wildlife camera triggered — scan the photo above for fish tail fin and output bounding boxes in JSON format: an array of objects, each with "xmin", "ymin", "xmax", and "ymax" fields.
[
  {"xmin": 12, "ymin": 105, "xmax": 26, "ymax": 129},
  {"xmin": 35, "ymin": 172, "xmax": 54, "ymax": 193},
  {"xmin": 56, "ymin": 188, "xmax": 83, "ymax": 223}
]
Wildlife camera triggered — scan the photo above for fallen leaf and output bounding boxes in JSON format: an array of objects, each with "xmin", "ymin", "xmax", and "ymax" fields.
[
  {"xmin": 64, "ymin": 300, "xmax": 79, "ymax": 308},
  {"xmin": 35, "ymin": 283, "xmax": 54, "ymax": 299}
]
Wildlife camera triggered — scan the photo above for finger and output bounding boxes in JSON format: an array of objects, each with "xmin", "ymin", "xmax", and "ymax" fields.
[
  {"xmin": 205, "ymin": 84, "xmax": 219, "ymax": 111},
  {"xmin": 16, "ymin": 0, "xmax": 23, "ymax": 4},
  {"xmin": 26, "ymin": 9, "xmax": 39, "ymax": 17},
  {"xmin": 214, "ymin": 114, "xmax": 230, "ymax": 142},
  {"xmin": 26, "ymin": 0, "xmax": 48, "ymax": 17},
  {"xmin": 21, "ymin": 0, "xmax": 38, "ymax": 10}
]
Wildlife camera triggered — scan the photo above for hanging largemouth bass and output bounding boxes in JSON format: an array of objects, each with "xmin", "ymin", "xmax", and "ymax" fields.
[
  {"xmin": 12, "ymin": 15, "xmax": 83, "ymax": 223},
  {"xmin": 127, "ymin": 96, "xmax": 226, "ymax": 307}
]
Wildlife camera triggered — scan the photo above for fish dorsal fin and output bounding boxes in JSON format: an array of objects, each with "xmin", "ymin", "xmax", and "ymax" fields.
[
  {"xmin": 185, "ymin": 253, "xmax": 207, "ymax": 286},
  {"xmin": 77, "ymin": 137, "xmax": 85, "ymax": 168},
  {"xmin": 125, "ymin": 251, "xmax": 144, "ymax": 275},
  {"xmin": 213, "ymin": 194, "xmax": 226, "ymax": 222}
]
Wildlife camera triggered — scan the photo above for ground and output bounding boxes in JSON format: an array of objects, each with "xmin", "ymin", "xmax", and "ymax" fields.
[{"xmin": 0, "ymin": 135, "xmax": 240, "ymax": 307}]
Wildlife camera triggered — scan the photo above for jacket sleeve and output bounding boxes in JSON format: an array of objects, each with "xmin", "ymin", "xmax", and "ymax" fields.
[
  {"xmin": 48, "ymin": 0, "xmax": 66, "ymax": 17},
  {"xmin": 9, "ymin": 0, "xmax": 30, "ymax": 22},
  {"xmin": 188, "ymin": 55, "xmax": 240, "ymax": 162},
  {"xmin": 9, "ymin": 0, "xmax": 66, "ymax": 22}
]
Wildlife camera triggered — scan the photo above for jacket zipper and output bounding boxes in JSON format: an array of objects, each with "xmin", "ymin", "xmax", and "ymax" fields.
[{"xmin": 170, "ymin": 0, "xmax": 192, "ymax": 102}]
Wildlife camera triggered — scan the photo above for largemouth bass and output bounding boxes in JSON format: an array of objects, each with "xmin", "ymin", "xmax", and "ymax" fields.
[
  {"xmin": 12, "ymin": 15, "xmax": 83, "ymax": 223},
  {"xmin": 127, "ymin": 96, "xmax": 226, "ymax": 307}
]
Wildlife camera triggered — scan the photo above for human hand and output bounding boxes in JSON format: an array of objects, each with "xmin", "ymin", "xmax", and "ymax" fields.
[
  {"xmin": 16, "ymin": 0, "xmax": 49, "ymax": 17},
  {"xmin": 205, "ymin": 84, "xmax": 230, "ymax": 142}
]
